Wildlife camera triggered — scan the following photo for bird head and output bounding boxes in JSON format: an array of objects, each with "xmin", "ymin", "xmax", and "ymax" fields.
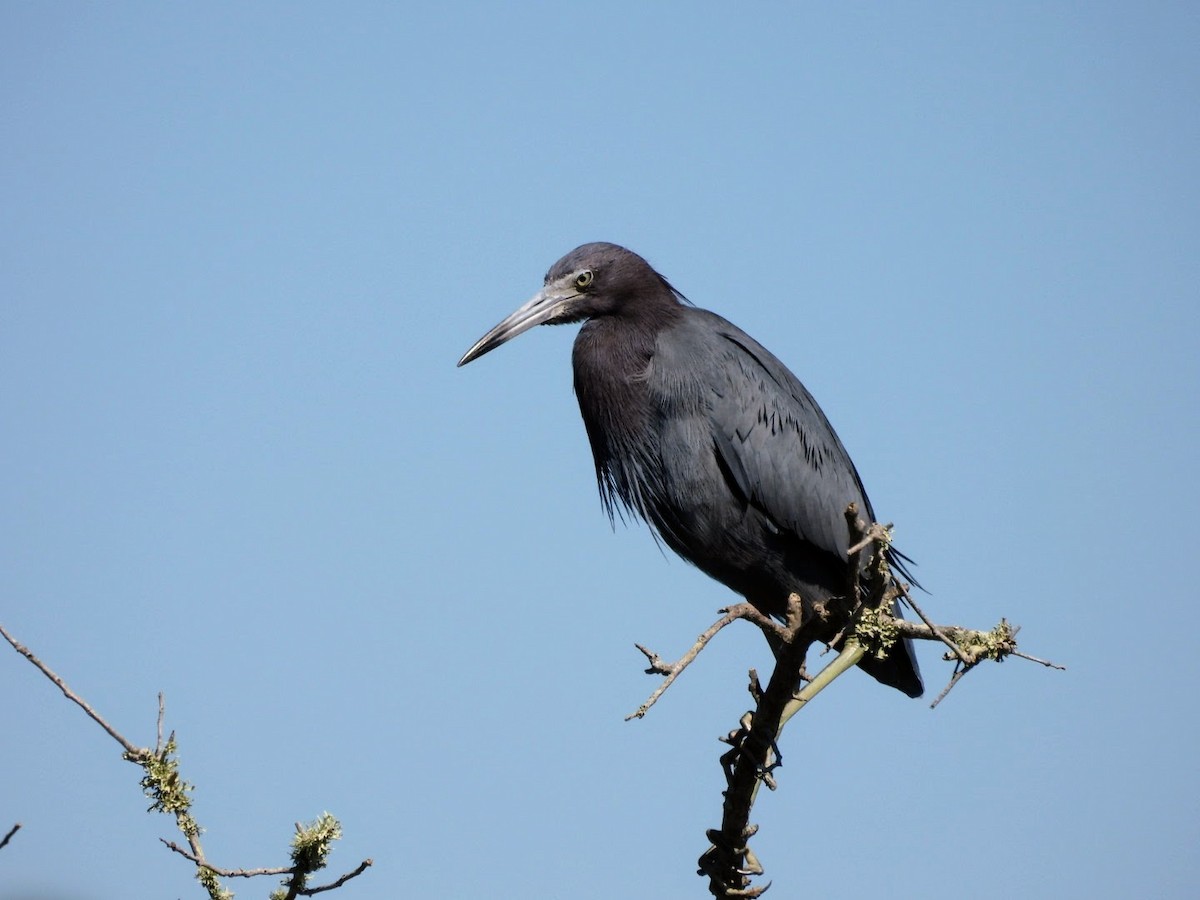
[{"xmin": 457, "ymin": 242, "xmax": 683, "ymax": 367}]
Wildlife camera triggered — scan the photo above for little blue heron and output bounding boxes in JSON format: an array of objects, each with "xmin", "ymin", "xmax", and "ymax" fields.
[{"xmin": 458, "ymin": 242, "xmax": 922, "ymax": 697}]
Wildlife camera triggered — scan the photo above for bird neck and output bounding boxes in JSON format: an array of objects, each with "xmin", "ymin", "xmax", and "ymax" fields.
[
  {"xmin": 572, "ymin": 316, "xmax": 649, "ymax": 423},
  {"xmin": 573, "ymin": 305, "xmax": 677, "ymax": 385}
]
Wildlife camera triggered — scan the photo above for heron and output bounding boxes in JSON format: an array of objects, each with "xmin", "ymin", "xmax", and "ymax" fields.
[{"xmin": 458, "ymin": 242, "xmax": 922, "ymax": 697}]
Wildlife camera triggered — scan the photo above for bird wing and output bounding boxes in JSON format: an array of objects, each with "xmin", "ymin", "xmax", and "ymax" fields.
[{"xmin": 658, "ymin": 309, "xmax": 875, "ymax": 562}]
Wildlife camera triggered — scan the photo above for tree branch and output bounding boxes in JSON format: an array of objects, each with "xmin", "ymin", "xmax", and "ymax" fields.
[
  {"xmin": 2, "ymin": 621, "xmax": 371, "ymax": 899},
  {"xmin": 623, "ymin": 507, "xmax": 1063, "ymax": 897},
  {"xmin": 300, "ymin": 859, "xmax": 375, "ymax": 896},
  {"xmin": 1, "ymin": 622, "xmax": 142, "ymax": 757},
  {"xmin": 0, "ymin": 822, "xmax": 21, "ymax": 851},
  {"xmin": 626, "ymin": 603, "xmax": 782, "ymax": 720},
  {"xmin": 160, "ymin": 839, "xmax": 290, "ymax": 877}
]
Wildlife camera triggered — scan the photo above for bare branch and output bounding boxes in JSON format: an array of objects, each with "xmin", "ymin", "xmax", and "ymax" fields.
[
  {"xmin": 4, "ymin": 622, "xmax": 371, "ymax": 898},
  {"xmin": 160, "ymin": 839, "xmax": 290, "ymax": 877},
  {"xmin": 161, "ymin": 837, "xmax": 374, "ymax": 896},
  {"xmin": 301, "ymin": 859, "xmax": 375, "ymax": 895},
  {"xmin": 1011, "ymin": 649, "xmax": 1065, "ymax": 669},
  {"xmin": 929, "ymin": 666, "xmax": 974, "ymax": 709},
  {"xmin": 626, "ymin": 603, "xmax": 779, "ymax": 720},
  {"xmin": 156, "ymin": 691, "xmax": 165, "ymax": 756},
  {"xmin": 896, "ymin": 584, "xmax": 971, "ymax": 666},
  {"xmin": 0, "ymin": 622, "xmax": 141, "ymax": 757},
  {"xmin": 0, "ymin": 822, "xmax": 21, "ymax": 851}
]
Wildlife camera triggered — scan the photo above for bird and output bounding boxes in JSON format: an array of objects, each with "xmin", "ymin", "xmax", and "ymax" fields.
[{"xmin": 457, "ymin": 242, "xmax": 922, "ymax": 698}]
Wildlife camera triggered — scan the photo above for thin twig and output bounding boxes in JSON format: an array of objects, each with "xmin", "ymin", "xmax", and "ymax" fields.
[
  {"xmin": 627, "ymin": 603, "xmax": 774, "ymax": 720},
  {"xmin": 930, "ymin": 666, "xmax": 973, "ymax": 709},
  {"xmin": 0, "ymin": 822, "xmax": 21, "ymax": 850},
  {"xmin": 302, "ymin": 859, "xmax": 375, "ymax": 895},
  {"xmin": 896, "ymin": 585, "xmax": 970, "ymax": 666},
  {"xmin": 160, "ymin": 839, "xmax": 375, "ymax": 892},
  {"xmin": 160, "ymin": 840, "xmax": 290, "ymax": 876},
  {"xmin": 1011, "ymin": 649, "xmax": 1066, "ymax": 669},
  {"xmin": 4, "ymin": 622, "xmax": 371, "ymax": 897},
  {"xmin": 156, "ymin": 692, "xmax": 165, "ymax": 755},
  {"xmin": 0, "ymin": 622, "xmax": 141, "ymax": 757}
]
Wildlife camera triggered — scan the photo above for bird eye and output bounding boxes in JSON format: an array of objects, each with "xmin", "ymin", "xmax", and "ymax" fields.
[{"xmin": 575, "ymin": 270, "xmax": 594, "ymax": 289}]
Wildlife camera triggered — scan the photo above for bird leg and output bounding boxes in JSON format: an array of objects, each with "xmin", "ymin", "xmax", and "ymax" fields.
[{"xmin": 625, "ymin": 603, "xmax": 781, "ymax": 721}]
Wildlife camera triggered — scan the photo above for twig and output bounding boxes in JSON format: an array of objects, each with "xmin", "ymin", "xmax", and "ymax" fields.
[
  {"xmin": 1011, "ymin": 649, "xmax": 1066, "ymax": 669},
  {"xmin": 0, "ymin": 622, "xmax": 141, "ymax": 757},
  {"xmin": 162, "ymin": 838, "xmax": 374, "ymax": 895},
  {"xmin": 896, "ymin": 584, "xmax": 970, "ymax": 667},
  {"xmin": 627, "ymin": 603, "xmax": 778, "ymax": 720},
  {"xmin": 0, "ymin": 822, "xmax": 21, "ymax": 850},
  {"xmin": 303, "ymin": 859, "xmax": 375, "ymax": 895},
  {"xmin": 156, "ymin": 691, "xmax": 165, "ymax": 755},
  {"xmin": 886, "ymin": 616, "xmax": 1064, "ymax": 707},
  {"xmin": 160, "ymin": 839, "xmax": 290, "ymax": 876},
  {"xmin": 929, "ymin": 667, "xmax": 972, "ymax": 708},
  {"xmin": 3, "ymin": 622, "xmax": 372, "ymax": 897}
]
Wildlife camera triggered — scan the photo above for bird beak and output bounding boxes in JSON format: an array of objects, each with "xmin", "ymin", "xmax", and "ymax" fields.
[{"xmin": 457, "ymin": 285, "xmax": 580, "ymax": 367}]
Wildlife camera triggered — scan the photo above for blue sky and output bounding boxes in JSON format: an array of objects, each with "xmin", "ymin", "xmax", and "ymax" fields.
[{"xmin": 2, "ymin": 4, "xmax": 1197, "ymax": 898}]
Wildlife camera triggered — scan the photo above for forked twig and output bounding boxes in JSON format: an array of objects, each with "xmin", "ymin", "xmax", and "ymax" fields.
[
  {"xmin": 160, "ymin": 839, "xmax": 289, "ymax": 876},
  {"xmin": 627, "ymin": 603, "xmax": 782, "ymax": 720},
  {"xmin": 161, "ymin": 839, "xmax": 374, "ymax": 894}
]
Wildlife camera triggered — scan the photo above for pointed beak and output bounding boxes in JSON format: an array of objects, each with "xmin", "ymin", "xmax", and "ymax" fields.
[{"xmin": 457, "ymin": 286, "xmax": 580, "ymax": 367}]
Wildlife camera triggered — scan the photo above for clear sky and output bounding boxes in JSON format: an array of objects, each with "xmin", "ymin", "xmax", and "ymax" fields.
[{"xmin": 2, "ymin": 4, "xmax": 1197, "ymax": 899}]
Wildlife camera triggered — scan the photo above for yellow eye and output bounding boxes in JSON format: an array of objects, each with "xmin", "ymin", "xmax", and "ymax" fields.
[{"xmin": 575, "ymin": 270, "xmax": 594, "ymax": 289}]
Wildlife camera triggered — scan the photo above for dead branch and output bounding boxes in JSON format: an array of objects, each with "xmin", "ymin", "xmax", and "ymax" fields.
[
  {"xmin": 1, "ymin": 621, "xmax": 371, "ymax": 899},
  {"xmin": 627, "ymin": 603, "xmax": 782, "ymax": 720},
  {"xmin": 0, "ymin": 822, "xmax": 20, "ymax": 851},
  {"xmin": 161, "ymin": 836, "xmax": 373, "ymax": 896},
  {"xmin": 896, "ymin": 585, "xmax": 971, "ymax": 666},
  {"xmin": 160, "ymin": 839, "xmax": 290, "ymax": 876},
  {"xmin": 300, "ymin": 859, "xmax": 375, "ymax": 896},
  {"xmin": 1, "ymin": 622, "xmax": 141, "ymax": 757}
]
